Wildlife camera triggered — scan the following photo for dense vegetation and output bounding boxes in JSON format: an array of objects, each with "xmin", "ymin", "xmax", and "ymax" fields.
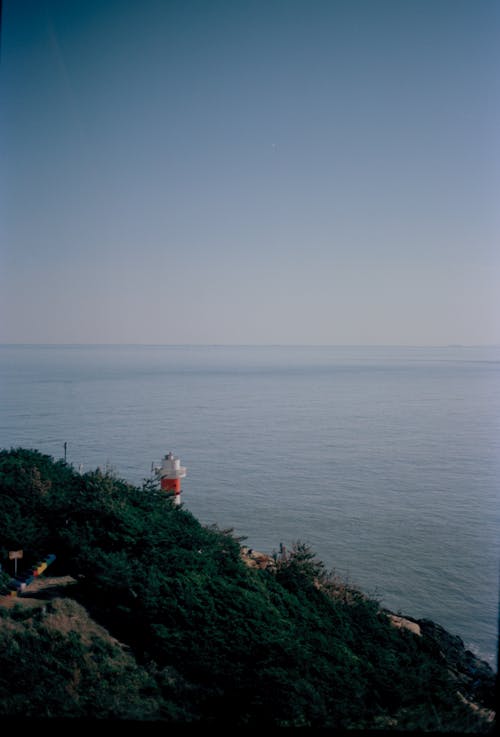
[{"xmin": 0, "ymin": 448, "xmax": 496, "ymax": 730}]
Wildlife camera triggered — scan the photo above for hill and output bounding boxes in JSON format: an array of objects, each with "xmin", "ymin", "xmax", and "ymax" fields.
[{"xmin": 0, "ymin": 448, "xmax": 496, "ymax": 730}]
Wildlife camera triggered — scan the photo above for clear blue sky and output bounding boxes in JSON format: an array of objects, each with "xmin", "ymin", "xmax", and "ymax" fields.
[{"xmin": 1, "ymin": 0, "xmax": 499, "ymax": 345}]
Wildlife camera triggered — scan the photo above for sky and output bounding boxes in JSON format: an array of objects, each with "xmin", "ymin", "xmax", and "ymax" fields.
[{"xmin": 1, "ymin": 0, "xmax": 499, "ymax": 345}]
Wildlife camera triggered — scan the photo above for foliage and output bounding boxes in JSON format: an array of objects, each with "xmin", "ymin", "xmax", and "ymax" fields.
[
  {"xmin": 0, "ymin": 448, "xmax": 495, "ymax": 730},
  {"xmin": 0, "ymin": 601, "xmax": 162, "ymax": 719}
]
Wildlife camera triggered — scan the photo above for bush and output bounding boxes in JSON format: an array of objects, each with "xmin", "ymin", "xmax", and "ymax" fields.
[{"xmin": 0, "ymin": 448, "xmax": 495, "ymax": 730}]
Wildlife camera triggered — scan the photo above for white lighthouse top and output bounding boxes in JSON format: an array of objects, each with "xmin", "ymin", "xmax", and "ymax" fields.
[{"xmin": 159, "ymin": 451, "xmax": 187, "ymax": 479}]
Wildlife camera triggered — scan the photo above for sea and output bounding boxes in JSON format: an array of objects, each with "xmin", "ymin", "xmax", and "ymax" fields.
[{"xmin": 0, "ymin": 344, "xmax": 498, "ymax": 669}]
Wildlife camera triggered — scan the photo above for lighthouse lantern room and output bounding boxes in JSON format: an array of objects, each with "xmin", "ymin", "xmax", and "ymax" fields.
[{"xmin": 156, "ymin": 452, "xmax": 187, "ymax": 502}]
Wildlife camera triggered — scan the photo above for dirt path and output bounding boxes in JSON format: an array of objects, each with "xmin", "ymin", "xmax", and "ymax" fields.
[{"xmin": 0, "ymin": 575, "xmax": 77, "ymax": 608}]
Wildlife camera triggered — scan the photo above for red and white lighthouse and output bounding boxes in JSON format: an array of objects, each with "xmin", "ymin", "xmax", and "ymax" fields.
[{"xmin": 156, "ymin": 452, "xmax": 187, "ymax": 503}]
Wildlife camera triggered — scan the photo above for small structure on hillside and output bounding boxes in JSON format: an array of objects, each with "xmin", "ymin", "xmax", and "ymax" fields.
[{"xmin": 6, "ymin": 553, "xmax": 57, "ymax": 597}]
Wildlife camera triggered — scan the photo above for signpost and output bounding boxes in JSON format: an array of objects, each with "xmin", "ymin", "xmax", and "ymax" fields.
[{"xmin": 9, "ymin": 550, "xmax": 23, "ymax": 577}]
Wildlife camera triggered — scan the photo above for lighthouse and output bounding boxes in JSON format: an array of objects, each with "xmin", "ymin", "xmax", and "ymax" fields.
[{"xmin": 156, "ymin": 452, "xmax": 187, "ymax": 504}]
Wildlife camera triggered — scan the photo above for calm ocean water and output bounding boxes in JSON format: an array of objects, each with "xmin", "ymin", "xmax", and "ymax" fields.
[{"xmin": 1, "ymin": 344, "xmax": 499, "ymax": 668}]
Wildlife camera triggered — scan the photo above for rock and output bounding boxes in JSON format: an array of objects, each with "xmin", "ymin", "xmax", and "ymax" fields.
[
  {"xmin": 387, "ymin": 613, "xmax": 422, "ymax": 637},
  {"xmin": 416, "ymin": 618, "xmax": 497, "ymax": 711},
  {"xmin": 240, "ymin": 546, "xmax": 275, "ymax": 570}
]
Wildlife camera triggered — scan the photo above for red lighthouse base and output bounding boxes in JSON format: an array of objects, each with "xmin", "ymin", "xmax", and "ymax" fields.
[{"xmin": 161, "ymin": 477, "xmax": 181, "ymax": 494}]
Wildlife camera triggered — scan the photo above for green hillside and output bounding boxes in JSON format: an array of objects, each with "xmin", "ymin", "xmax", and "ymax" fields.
[{"xmin": 0, "ymin": 448, "xmax": 496, "ymax": 730}]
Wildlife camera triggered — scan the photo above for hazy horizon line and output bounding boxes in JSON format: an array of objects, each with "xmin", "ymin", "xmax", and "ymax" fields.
[{"xmin": 1, "ymin": 342, "xmax": 499, "ymax": 349}]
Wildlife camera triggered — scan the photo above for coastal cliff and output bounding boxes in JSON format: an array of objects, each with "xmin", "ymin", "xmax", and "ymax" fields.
[
  {"xmin": 241, "ymin": 545, "xmax": 496, "ymax": 729},
  {"xmin": 0, "ymin": 448, "xmax": 497, "ymax": 730}
]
